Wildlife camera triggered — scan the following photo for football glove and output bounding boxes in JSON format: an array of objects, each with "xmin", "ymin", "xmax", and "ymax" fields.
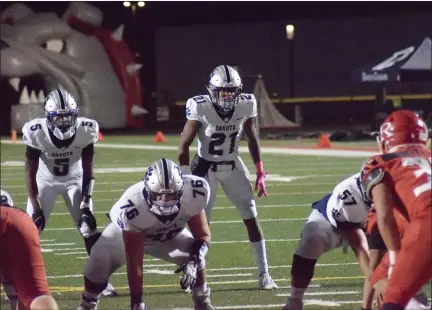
[
  {"xmin": 32, "ymin": 210, "xmax": 46, "ymax": 232},
  {"xmin": 78, "ymin": 208, "xmax": 97, "ymax": 238},
  {"xmin": 175, "ymin": 261, "xmax": 198, "ymax": 290}
]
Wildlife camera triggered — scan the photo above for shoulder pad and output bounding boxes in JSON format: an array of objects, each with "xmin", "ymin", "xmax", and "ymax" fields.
[
  {"xmin": 239, "ymin": 93, "xmax": 257, "ymax": 118},
  {"xmin": 183, "ymin": 175, "xmax": 210, "ymax": 215},
  {"xmin": 22, "ymin": 119, "xmax": 45, "ymax": 150},
  {"xmin": 110, "ymin": 183, "xmax": 151, "ymax": 232},
  {"xmin": 361, "ymin": 155, "xmax": 386, "ymax": 200},
  {"xmin": 77, "ymin": 118, "xmax": 99, "ymax": 145},
  {"xmin": 186, "ymin": 97, "xmax": 204, "ymax": 121}
]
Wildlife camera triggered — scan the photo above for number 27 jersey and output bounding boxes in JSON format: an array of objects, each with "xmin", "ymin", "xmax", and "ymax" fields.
[
  {"xmin": 22, "ymin": 117, "xmax": 99, "ymax": 182},
  {"xmin": 186, "ymin": 94, "xmax": 257, "ymax": 162}
]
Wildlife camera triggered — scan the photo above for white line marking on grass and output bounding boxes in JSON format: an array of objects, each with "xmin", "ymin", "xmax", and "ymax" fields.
[
  {"xmin": 10, "ymin": 190, "xmax": 329, "ymax": 197},
  {"xmin": 276, "ymin": 290, "xmax": 360, "ymax": 297},
  {"xmin": 48, "ymin": 204, "xmax": 311, "ymax": 216},
  {"xmin": 1, "ymin": 140, "xmax": 376, "ymax": 158},
  {"xmin": 43, "ymin": 218, "xmax": 307, "ymax": 231},
  {"xmin": 41, "ymin": 248, "xmax": 54, "ymax": 252},
  {"xmin": 40, "ymin": 239, "xmax": 56, "ymax": 242},
  {"xmin": 41, "ymin": 242, "xmax": 75, "ymax": 246},
  {"xmin": 46, "ymin": 263, "xmax": 358, "ymax": 278}
]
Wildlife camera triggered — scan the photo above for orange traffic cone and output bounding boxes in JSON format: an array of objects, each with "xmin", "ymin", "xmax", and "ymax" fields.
[
  {"xmin": 317, "ymin": 133, "xmax": 332, "ymax": 148},
  {"xmin": 154, "ymin": 131, "xmax": 165, "ymax": 143},
  {"xmin": 11, "ymin": 130, "xmax": 17, "ymax": 143},
  {"xmin": 97, "ymin": 131, "xmax": 104, "ymax": 141}
]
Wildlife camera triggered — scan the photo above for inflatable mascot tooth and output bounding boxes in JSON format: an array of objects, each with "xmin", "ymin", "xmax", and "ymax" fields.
[{"xmin": 1, "ymin": 2, "xmax": 148, "ymax": 131}]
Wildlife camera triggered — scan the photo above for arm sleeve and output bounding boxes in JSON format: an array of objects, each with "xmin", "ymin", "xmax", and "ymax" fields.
[
  {"xmin": 25, "ymin": 145, "xmax": 41, "ymax": 160},
  {"xmin": 82, "ymin": 143, "xmax": 94, "ymax": 157}
]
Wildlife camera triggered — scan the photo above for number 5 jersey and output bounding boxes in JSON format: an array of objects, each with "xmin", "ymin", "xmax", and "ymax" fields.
[{"xmin": 22, "ymin": 117, "xmax": 99, "ymax": 182}]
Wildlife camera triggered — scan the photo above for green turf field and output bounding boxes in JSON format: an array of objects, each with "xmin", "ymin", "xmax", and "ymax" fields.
[{"xmin": 0, "ymin": 136, "xmax": 430, "ymax": 310}]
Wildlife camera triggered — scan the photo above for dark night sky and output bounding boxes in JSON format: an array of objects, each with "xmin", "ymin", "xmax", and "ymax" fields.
[{"xmin": 2, "ymin": 1, "xmax": 431, "ymax": 94}]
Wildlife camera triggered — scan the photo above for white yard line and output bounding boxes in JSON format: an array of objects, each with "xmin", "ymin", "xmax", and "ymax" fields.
[
  {"xmin": 10, "ymin": 190, "xmax": 328, "ymax": 197},
  {"xmin": 1, "ymin": 140, "xmax": 376, "ymax": 158},
  {"xmin": 43, "ymin": 218, "xmax": 307, "ymax": 231},
  {"xmin": 46, "ymin": 262, "xmax": 358, "ymax": 279}
]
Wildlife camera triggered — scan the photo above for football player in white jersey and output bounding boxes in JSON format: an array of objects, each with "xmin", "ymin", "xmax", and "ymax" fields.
[
  {"xmin": 77, "ymin": 159, "xmax": 217, "ymax": 310},
  {"xmin": 22, "ymin": 89, "xmax": 115, "ymax": 296},
  {"xmin": 178, "ymin": 65, "xmax": 277, "ymax": 290},
  {"xmin": 283, "ymin": 173, "xmax": 375, "ymax": 310}
]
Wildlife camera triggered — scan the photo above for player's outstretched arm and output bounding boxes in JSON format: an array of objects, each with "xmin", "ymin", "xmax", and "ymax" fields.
[
  {"xmin": 371, "ymin": 182, "xmax": 401, "ymax": 270},
  {"xmin": 244, "ymin": 117, "xmax": 268, "ymax": 198},
  {"xmin": 178, "ymin": 120, "xmax": 200, "ymax": 174},
  {"xmin": 340, "ymin": 227, "xmax": 374, "ymax": 309},
  {"xmin": 123, "ymin": 230, "xmax": 146, "ymax": 308},
  {"xmin": 81, "ymin": 143, "xmax": 95, "ymax": 206},
  {"xmin": 188, "ymin": 210, "xmax": 211, "ymax": 245},
  {"xmin": 25, "ymin": 145, "xmax": 46, "ymax": 231}
]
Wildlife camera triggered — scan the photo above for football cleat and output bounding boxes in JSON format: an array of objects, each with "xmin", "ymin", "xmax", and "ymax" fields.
[
  {"xmin": 101, "ymin": 282, "xmax": 118, "ymax": 297},
  {"xmin": 282, "ymin": 297, "xmax": 303, "ymax": 310},
  {"xmin": 259, "ymin": 272, "xmax": 278, "ymax": 290}
]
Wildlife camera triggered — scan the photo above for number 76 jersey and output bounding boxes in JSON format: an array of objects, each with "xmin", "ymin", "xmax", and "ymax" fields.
[
  {"xmin": 22, "ymin": 117, "xmax": 99, "ymax": 182},
  {"xmin": 109, "ymin": 175, "xmax": 210, "ymax": 243},
  {"xmin": 186, "ymin": 94, "xmax": 257, "ymax": 162}
]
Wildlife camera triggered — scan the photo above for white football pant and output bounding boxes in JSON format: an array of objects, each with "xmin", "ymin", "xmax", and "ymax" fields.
[
  {"xmin": 205, "ymin": 156, "xmax": 257, "ymax": 221},
  {"xmin": 84, "ymin": 222, "xmax": 205, "ymax": 284},
  {"xmin": 295, "ymin": 209, "xmax": 345, "ymax": 260},
  {"xmin": 26, "ymin": 174, "xmax": 92, "ymax": 229}
]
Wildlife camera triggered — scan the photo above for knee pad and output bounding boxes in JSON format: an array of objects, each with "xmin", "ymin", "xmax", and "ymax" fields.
[
  {"xmin": 291, "ymin": 254, "xmax": 316, "ymax": 281},
  {"xmin": 83, "ymin": 232, "xmax": 102, "ymax": 255}
]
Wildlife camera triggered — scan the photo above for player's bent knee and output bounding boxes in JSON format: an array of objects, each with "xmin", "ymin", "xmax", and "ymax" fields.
[{"xmin": 30, "ymin": 295, "xmax": 58, "ymax": 310}]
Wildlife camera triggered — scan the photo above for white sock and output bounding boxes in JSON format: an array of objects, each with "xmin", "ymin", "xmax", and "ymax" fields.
[
  {"xmin": 251, "ymin": 240, "xmax": 268, "ymax": 274},
  {"xmin": 192, "ymin": 282, "xmax": 208, "ymax": 295},
  {"xmin": 290, "ymin": 287, "xmax": 306, "ymax": 300}
]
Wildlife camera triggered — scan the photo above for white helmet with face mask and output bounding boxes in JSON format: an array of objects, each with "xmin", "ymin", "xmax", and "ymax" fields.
[
  {"xmin": 206, "ymin": 65, "xmax": 243, "ymax": 114},
  {"xmin": 43, "ymin": 89, "xmax": 79, "ymax": 140},
  {"xmin": 143, "ymin": 158, "xmax": 184, "ymax": 217}
]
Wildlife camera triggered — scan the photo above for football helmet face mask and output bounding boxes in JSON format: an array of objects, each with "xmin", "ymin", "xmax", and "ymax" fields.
[
  {"xmin": 206, "ymin": 65, "xmax": 243, "ymax": 114},
  {"xmin": 143, "ymin": 158, "xmax": 184, "ymax": 217},
  {"xmin": 44, "ymin": 89, "xmax": 79, "ymax": 140},
  {"xmin": 378, "ymin": 110, "xmax": 428, "ymax": 153},
  {"xmin": 0, "ymin": 189, "xmax": 14, "ymax": 207}
]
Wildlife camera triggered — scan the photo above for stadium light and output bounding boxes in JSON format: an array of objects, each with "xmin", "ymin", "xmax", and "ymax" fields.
[
  {"xmin": 123, "ymin": 1, "xmax": 131, "ymax": 7},
  {"xmin": 285, "ymin": 24, "xmax": 295, "ymax": 40},
  {"xmin": 137, "ymin": 1, "xmax": 145, "ymax": 7}
]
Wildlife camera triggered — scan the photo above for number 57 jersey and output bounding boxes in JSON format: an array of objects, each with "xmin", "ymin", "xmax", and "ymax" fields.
[
  {"xmin": 109, "ymin": 175, "xmax": 210, "ymax": 243},
  {"xmin": 186, "ymin": 94, "xmax": 257, "ymax": 162},
  {"xmin": 22, "ymin": 117, "xmax": 99, "ymax": 182}
]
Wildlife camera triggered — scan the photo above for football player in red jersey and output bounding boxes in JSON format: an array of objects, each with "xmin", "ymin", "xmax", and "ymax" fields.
[
  {"xmin": 361, "ymin": 110, "xmax": 431, "ymax": 310},
  {"xmin": 0, "ymin": 189, "xmax": 58, "ymax": 310}
]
